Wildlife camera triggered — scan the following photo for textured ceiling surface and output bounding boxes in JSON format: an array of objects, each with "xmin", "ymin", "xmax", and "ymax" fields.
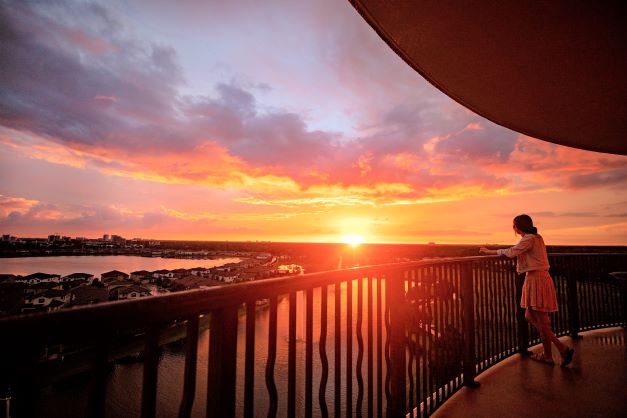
[{"xmin": 350, "ymin": 1, "xmax": 627, "ymax": 155}]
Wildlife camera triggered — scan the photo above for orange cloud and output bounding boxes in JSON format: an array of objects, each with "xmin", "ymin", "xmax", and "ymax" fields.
[{"xmin": 0, "ymin": 195, "xmax": 39, "ymax": 217}]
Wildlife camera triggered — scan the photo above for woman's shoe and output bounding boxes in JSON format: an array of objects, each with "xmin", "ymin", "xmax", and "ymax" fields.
[
  {"xmin": 529, "ymin": 352, "xmax": 555, "ymax": 365},
  {"xmin": 560, "ymin": 348, "xmax": 575, "ymax": 367}
]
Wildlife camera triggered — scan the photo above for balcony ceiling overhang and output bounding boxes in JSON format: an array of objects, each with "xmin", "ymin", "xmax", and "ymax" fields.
[{"xmin": 349, "ymin": 1, "xmax": 627, "ymax": 155}]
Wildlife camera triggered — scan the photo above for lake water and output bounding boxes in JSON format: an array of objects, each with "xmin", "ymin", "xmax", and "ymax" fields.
[{"xmin": 0, "ymin": 255, "xmax": 241, "ymax": 276}]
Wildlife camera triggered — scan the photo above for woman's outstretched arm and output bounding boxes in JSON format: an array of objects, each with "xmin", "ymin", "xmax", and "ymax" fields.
[
  {"xmin": 480, "ymin": 234, "xmax": 534, "ymax": 257},
  {"xmin": 479, "ymin": 247, "xmax": 498, "ymax": 255}
]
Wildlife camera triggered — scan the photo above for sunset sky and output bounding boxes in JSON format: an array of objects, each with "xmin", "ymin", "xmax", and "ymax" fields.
[{"xmin": 1, "ymin": 0, "xmax": 626, "ymax": 245}]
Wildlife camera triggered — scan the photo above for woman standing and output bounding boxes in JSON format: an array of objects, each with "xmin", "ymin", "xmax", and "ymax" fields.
[{"xmin": 480, "ymin": 214, "xmax": 575, "ymax": 366}]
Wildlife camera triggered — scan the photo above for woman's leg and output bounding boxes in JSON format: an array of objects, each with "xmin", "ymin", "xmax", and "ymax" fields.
[
  {"xmin": 527, "ymin": 309, "xmax": 553, "ymax": 358},
  {"xmin": 524, "ymin": 307, "xmax": 539, "ymax": 329},
  {"xmin": 534, "ymin": 311, "xmax": 567, "ymax": 354}
]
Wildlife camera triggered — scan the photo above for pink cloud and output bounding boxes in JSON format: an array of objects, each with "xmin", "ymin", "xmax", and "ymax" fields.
[{"xmin": 0, "ymin": 195, "xmax": 39, "ymax": 217}]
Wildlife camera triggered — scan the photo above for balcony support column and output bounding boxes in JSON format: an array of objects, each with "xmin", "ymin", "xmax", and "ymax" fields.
[
  {"xmin": 387, "ymin": 271, "xmax": 406, "ymax": 417},
  {"xmin": 207, "ymin": 307, "xmax": 238, "ymax": 418},
  {"xmin": 461, "ymin": 262, "xmax": 479, "ymax": 387}
]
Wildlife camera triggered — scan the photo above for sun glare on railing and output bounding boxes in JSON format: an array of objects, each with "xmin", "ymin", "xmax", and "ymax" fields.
[{"xmin": 342, "ymin": 234, "xmax": 365, "ymax": 248}]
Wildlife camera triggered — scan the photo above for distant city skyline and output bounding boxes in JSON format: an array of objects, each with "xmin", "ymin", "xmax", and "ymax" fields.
[{"xmin": 1, "ymin": 0, "xmax": 626, "ymax": 245}]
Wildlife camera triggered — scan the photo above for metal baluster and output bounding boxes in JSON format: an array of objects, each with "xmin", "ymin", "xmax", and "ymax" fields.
[
  {"xmin": 356, "ymin": 278, "xmax": 364, "ymax": 417},
  {"xmin": 367, "ymin": 276, "xmax": 374, "ymax": 418},
  {"xmin": 178, "ymin": 316, "xmax": 199, "ymax": 418},
  {"xmin": 288, "ymin": 292, "xmax": 297, "ymax": 418},
  {"xmin": 410, "ymin": 270, "xmax": 418, "ymax": 416},
  {"xmin": 456, "ymin": 264, "xmax": 464, "ymax": 389},
  {"xmin": 461, "ymin": 262, "xmax": 479, "ymax": 388},
  {"xmin": 506, "ymin": 260, "xmax": 516, "ymax": 355},
  {"xmin": 419, "ymin": 268, "xmax": 429, "ymax": 418},
  {"xmin": 346, "ymin": 279, "xmax": 353, "ymax": 418},
  {"xmin": 376, "ymin": 276, "xmax": 383, "ymax": 418},
  {"xmin": 306, "ymin": 287, "xmax": 314, "ymax": 418},
  {"xmin": 403, "ymin": 272, "xmax": 417, "ymax": 418},
  {"xmin": 433, "ymin": 265, "xmax": 442, "ymax": 406},
  {"xmin": 497, "ymin": 260, "xmax": 506, "ymax": 359},
  {"xmin": 265, "ymin": 297, "xmax": 278, "ymax": 418},
  {"xmin": 335, "ymin": 280, "xmax": 342, "ymax": 418},
  {"xmin": 141, "ymin": 326, "xmax": 161, "ymax": 418},
  {"xmin": 319, "ymin": 285, "xmax": 329, "ymax": 418},
  {"xmin": 488, "ymin": 261, "xmax": 496, "ymax": 366},
  {"xmin": 593, "ymin": 257, "xmax": 603, "ymax": 327},
  {"xmin": 387, "ymin": 270, "xmax": 407, "ymax": 417},
  {"xmin": 478, "ymin": 262, "xmax": 487, "ymax": 371},
  {"xmin": 88, "ymin": 337, "xmax": 110, "ymax": 418},
  {"xmin": 244, "ymin": 303, "xmax": 256, "ymax": 418},
  {"xmin": 427, "ymin": 266, "xmax": 435, "ymax": 412},
  {"xmin": 384, "ymin": 279, "xmax": 392, "ymax": 416},
  {"xmin": 207, "ymin": 307, "xmax": 238, "ymax": 418}
]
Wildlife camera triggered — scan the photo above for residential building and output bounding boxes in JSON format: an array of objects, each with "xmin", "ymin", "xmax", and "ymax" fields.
[
  {"xmin": 101, "ymin": 270, "xmax": 130, "ymax": 283},
  {"xmin": 116, "ymin": 285, "xmax": 151, "ymax": 300},
  {"xmin": 61, "ymin": 272, "xmax": 94, "ymax": 284},
  {"xmin": 70, "ymin": 286, "xmax": 109, "ymax": 306},
  {"xmin": 18, "ymin": 273, "xmax": 61, "ymax": 285}
]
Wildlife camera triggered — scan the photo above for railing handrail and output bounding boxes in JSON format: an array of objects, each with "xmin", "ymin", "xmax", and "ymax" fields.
[
  {"xmin": 0, "ymin": 256, "xmax": 487, "ymax": 327},
  {"xmin": 2, "ymin": 253, "xmax": 625, "ymax": 343}
]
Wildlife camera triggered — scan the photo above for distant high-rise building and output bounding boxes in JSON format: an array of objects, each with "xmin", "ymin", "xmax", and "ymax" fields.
[
  {"xmin": 103, "ymin": 234, "xmax": 110, "ymax": 241},
  {"xmin": 111, "ymin": 235, "xmax": 125, "ymax": 243}
]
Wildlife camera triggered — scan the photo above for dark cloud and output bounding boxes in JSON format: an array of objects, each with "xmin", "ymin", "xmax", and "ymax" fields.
[
  {"xmin": 568, "ymin": 168, "xmax": 627, "ymax": 190},
  {"xmin": 435, "ymin": 123, "xmax": 518, "ymax": 162},
  {"xmin": 0, "ymin": 1, "xmax": 183, "ymax": 151}
]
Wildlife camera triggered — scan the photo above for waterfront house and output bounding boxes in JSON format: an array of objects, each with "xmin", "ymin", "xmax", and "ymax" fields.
[
  {"xmin": 61, "ymin": 273, "xmax": 94, "ymax": 284},
  {"xmin": 238, "ymin": 272, "xmax": 257, "ymax": 282},
  {"xmin": 70, "ymin": 286, "xmax": 109, "ymax": 306},
  {"xmin": 215, "ymin": 262, "xmax": 241, "ymax": 272},
  {"xmin": 277, "ymin": 264, "xmax": 303, "ymax": 275},
  {"xmin": 240, "ymin": 265, "xmax": 277, "ymax": 279},
  {"xmin": 116, "ymin": 285, "xmax": 151, "ymax": 300},
  {"xmin": 105, "ymin": 279, "xmax": 135, "ymax": 299},
  {"xmin": 63, "ymin": 278, "xmax": 87, "ymax": 289},
  {"xmin": 18, "ymin": 273, "xmax": 61, "ymax": 285},
  {"xmin": 130, "ymin": 270, "xmax": 152, "ymax": 283},
  {"xmin": 100, "ymin": 270, "xmax": 129, "ymax": 283},
  {"xmin": 151, "ymin": 269, "xmax": 174, "ymax": 279},
  {"xmin": 24, "ymin": 282, "xmax": 63, "ymax": 295},
  {"xmin": 189, "ymin": 267, "xmax": 210, "ymax": 277},
  {"xmin": 214, "ymin": 270, "xmax": 240, "ymax": 283},
  {"xmin": 170, "ymin": 268, "xmax": 189, "ymax": 278},
  {"xmin": 24, "ymin": 289, "xmax": 71, "ymax": 310},
  {"xmin": 172, "ymin": 275, "xmax": 223, "ymax": 291}
]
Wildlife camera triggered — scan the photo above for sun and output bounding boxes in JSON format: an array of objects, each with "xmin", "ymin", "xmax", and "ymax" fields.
[{"xmin": 342, "ymin": 234, "xmax": 365, "ymax": 247}]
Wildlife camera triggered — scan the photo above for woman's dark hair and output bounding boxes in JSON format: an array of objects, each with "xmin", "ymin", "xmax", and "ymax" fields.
[{"xmin": 513, "ymin": 214, "xmax": 538, "ymax": 234}]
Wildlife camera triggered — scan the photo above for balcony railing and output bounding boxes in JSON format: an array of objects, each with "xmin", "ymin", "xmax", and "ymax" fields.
[{"xmin": 0, "ymin": 253, "xmax": 625, "ymax": 418}]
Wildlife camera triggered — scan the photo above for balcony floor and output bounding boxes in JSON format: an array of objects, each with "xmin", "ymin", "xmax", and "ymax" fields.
[{"xmin": 432, "ymin": 327, "xmax": 627, "ymax": 418}]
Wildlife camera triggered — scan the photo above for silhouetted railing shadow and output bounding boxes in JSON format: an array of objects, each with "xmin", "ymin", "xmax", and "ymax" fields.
[{"xmin": 0, "ymin": 254, "xmax": 625, "ymax": 418}]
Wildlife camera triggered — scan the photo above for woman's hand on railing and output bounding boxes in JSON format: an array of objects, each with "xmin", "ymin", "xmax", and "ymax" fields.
[{"xmin": 479, "ymin": 247, "xmax": 498, "ymax": 255}]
